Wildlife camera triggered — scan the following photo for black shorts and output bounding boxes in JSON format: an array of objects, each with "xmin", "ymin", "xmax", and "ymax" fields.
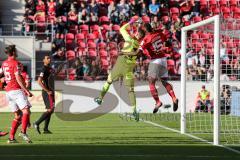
[{"xmin": 42, "ymin": 91, "xmax": 55, "ymax": 109}]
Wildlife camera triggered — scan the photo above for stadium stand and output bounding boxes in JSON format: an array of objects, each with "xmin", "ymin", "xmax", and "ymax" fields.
[{"xmin": 22, "ymin": 0, "xmax": 240, "ymax": 81}]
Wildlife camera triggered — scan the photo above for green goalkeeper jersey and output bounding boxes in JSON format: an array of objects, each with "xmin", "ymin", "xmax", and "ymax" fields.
[{"xmin": 119, "ymin": 23, "xmax": 139, "ymax": 64}]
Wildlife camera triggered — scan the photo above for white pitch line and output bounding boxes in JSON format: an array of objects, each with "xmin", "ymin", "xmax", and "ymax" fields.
[{"xmin": 135, "ymin": 116, "xmax": 240, "ymax": 155}]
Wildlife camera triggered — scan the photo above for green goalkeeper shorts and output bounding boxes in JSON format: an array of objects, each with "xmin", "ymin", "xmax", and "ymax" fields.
[{"xmin": 107, "ymin": 55, "xmax": 136, "ymax": 87}]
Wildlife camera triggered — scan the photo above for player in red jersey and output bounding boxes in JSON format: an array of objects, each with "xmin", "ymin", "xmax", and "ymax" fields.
[
  {"xmin": 0, "ymin": 45, "xmax": 33, "ymax": 143},
  {"xmin": 140, "ymin": 23, "xmax": 178, "ymax": 113}
]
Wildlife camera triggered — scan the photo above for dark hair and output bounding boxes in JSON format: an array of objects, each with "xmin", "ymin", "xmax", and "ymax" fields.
[
  {"xmin": 138, "ymin": 28, "xmax": 145, "ymax": 39},
  {"xmin": 144, "ymin": 23, "xmax": 153, "ymax": 33},
  {"xmin": 5, "ymin": 45, "xmax": 16, "ymax": 56}
]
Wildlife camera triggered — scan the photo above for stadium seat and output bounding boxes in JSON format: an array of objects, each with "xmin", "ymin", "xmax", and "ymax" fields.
[
  {"xmin": 68, "ymin": 25, "xmax": 78, "ymax": 34},
  {"xmin": 100, "ymin": 59, "xmax": 109, "ymax": 70},
  {"xmin": 88, "ymin": 50, "xmax": 97, "ymax": 58},
  {"xmin": 79, "ymin": 24, "xmax": 89, "ymax": 37},
  {"xmin": 142, "ymin": 15, "xmax": 150, "ymax": 23},
  {"xmin": 162, "ymin": 16, "xmax": 170, "ymax": 24},
  {"xmin": 101, "ymin": 24, "xmax": 110, "ymax": 41},
  {"xmin": 98, "ymin": 42, "xmax": 107, "ymax": 51},
  {"xmin": 170, "ymin": 7, "xmax": 180, "ymax": 17},
  {"xmin": 200, "ymin": 0, "xmax": 207, "ymax": 6},
  {"xmin": 66, "ymin": 33, "xmax": 75, "ymax": 50},
  {"xmin": 233, "ymin": 7, "xmax": 240, "ymax": 18},
  {"xmin": 76, "ymin": 42, "xmax": 87, "ymax": 57},
  {"xmin": 222, "ymin": 7, "xmax": 231, "ymax": 19},
  {"xmin": 112, "ymin": 25, "xmax": 120, "ymax": 32},
  {"xmin": 67, "ymin": 69, "xmax": 76, "ymax": 80},
  {"xmin": 99, "ymin": 16, "xmax": 110, "ymax": 24},
  {"xmin": 87, "ymin": 33, "xmax": 96, "ymax": 43},
  {"xmin": 56, "ymin": 69, "xmax": 66, "ymax": 80},
  {"xmin": 99, "ymin": 50, "xmax": 108, "ymax": 58},
  {"xmin": 108, "ymin": 42, "xmax": 118, "ymax": 51},
  {"xmin": 192, "ymin": 16, "xmax": 202, "ymax": 23},
  {"xmin": 66, "ymin": 50, "xmax": 76, "ymax": 61},
  {"xmin": 88, "ymin": 42, "xmax": 97, "ymax": 51},
  {"xmin": 109, "ymin": 50, "xmax": 118, "ymax": 57},
  {"xmin": 76, "ymin": 33, "xmax": 85, "ymax": 43}
]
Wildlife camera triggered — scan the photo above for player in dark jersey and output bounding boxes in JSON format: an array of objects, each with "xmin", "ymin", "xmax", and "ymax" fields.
[
  {"xmin": 140, "ymin": 23, "xmax": 178, "ymax": 113},
  {"xmin": 34, "ymin": 55, "xmax": 55, "ymax": 134}
]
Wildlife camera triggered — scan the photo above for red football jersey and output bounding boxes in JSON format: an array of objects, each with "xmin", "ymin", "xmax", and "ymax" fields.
[
  {"xmin": 0, "ymin": 57, "xmax": 22, "ymax": 91},
  {"xmin": 140, "ymin": 31, "xmax": 167, "ymax": 59},
  {"xmin": 21, "ymin": 71, "xmax": 30, "ymax": 87}
]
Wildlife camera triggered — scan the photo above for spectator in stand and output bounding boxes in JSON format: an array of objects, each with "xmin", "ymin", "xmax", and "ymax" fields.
[
  {"xmin": 68, "ymin": 8, "xmax": 78, "ymax": 26},
  {"xmin": 90, "ymin": 60, "xmax": 101, "ymax": 80},
  {"xmin": 52, "ymin": 47, "xmax": 66, "ymax": 66},
  {"xmin": 56, "ymin": 0, "xmax": 70, "ymax": 17},
  {"xmin": 78, "ymin": 8, "xmax": 90, "ymax": 24},
  {"xmin": 81, "ymin": 58, "xmax": 91, "ymax": 81},
  {"xmin": 129, "ymin": 0, "xmax": 141, "ymax": 17},
  {"xmin": 180, "ymin": 0, "xmax": 194, "ymax": 17},
  {"xmin": 36, "ymin": 0, "xmax": 46, "ymax": 12},
  {"xmin": 149, "ymin": 0, "xmax": 160, "ymax": 17},
  {"xmin": 25, "ymin": 0, "xmax": 36, "ymax": 15},
  {"xmin": 195, "ymin": 85, "xmax": 211, "ymax": 112},
  {"xmin": 47, "ymin": 0, "xmax": 56, "ymax": 16},
  {"xmin": 97, "ymin": 0, "xmax": 109, "ymax": 17},
  {"xmin": 140, "ymin": 1, "xmax": 148, "ymax": 16},
  {"xmin": 108, "ymin": 1, "xmax": 120, "ymax": 24},
  {"xmin": 88, "ymin": 0, "xmax": 98, "ymax": 16},
  {"xmin": 117, "ymin": 0, "xmax": 130, "ymax": 22},
  {"xmin": 55, "ymin": 16, "xmax": 67, "ymax": 35},
  {"xmin": 52, "ymin": 34, "xmax": 65, "ymax": 53}
]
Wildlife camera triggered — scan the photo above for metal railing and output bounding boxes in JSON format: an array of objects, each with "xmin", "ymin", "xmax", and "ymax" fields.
[{"xmin": 0, "ymin": 23, "xmax": 55, "ymax": 41}]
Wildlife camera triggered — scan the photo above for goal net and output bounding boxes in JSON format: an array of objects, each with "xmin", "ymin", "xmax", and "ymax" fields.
[{"xmin": 181, "ymin": 15, "xmax": 240, "ymax": 146}]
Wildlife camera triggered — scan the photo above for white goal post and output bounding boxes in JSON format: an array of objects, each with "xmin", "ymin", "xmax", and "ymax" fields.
[{"xmin": 180, "ymin": 15, "xmax": 220, "ymax": 145}]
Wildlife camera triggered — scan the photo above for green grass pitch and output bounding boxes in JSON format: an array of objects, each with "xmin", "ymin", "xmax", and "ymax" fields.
[{"xmin": 0, "ymin": 113, "xmax": 240, "ymax": 160}]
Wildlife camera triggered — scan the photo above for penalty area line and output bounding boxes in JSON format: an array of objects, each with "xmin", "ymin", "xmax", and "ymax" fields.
[{"xmin": 139, "ymin": 117, "xmax": 240, "ymax": 155}]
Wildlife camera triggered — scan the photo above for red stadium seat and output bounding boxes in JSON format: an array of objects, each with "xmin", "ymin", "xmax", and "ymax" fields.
[
  {"xmin": 112, "ymin": 25, "xmax": 120, "ymax": 32},
  {"xmin": 109, "ymin": 50, "xmax": 118, "ymax": 57},
  {"xmin": 68, "ymin": 25, "xmax": 78, "ymax": 34},
  {"xmin": 108, "ymin": 42, "xmax": 118, "ymax": 51},
  {"xmin": 170, "ymin": 7, "xmax": 180, "ymax": 17},
  {"xmin": 76, "ymin": 33, "xmax": 85, "ymax": 43},
  {"xmin": 142, "ymin": 15, "xmax": 150, "ymax": 23},
  {"xmin": 222, "ymin": 7, "xmax": 231, "ymax": 19},
  {"xmin": 200, "ymin": 0, "xmax": 207, "ymax": 6},
  {"xmin": 88, "ymin": 42, "xmax": 96, "ymax": 51},
  {"xmin": 98, "ymin": 42, "xmax": 107, "ymax": 51},
  {"xmin": 192, "ymin": 16, "xmax": 202, "ymax": 23},
  {"xmin": 213, "ymin": 8, "xmax": 220, "ymax": 15},
  {"xmin": 162, "ymin": 16, "xmax": 170, "ymax": 23},
  {"xmin": 99, "ymin": 16, "xmax": 110, "ymax": 24},
  {"xmin": 219, "ymin": 0, "xmax": 228, "ymax": 7},
  {"xmin": 88, "ymin": 50, "xmax": 97, "ymax": 58},
  {"xmin": 101, "ymin": 59, "xmax": 109, "ymax": 70},
  {"xmin": 79, "ymin": 24, "xmax": 89, "ymax": 37},
  {"xmin": 66, "ymin": 33, "xmax": 75, "ymax": 50},
  {"xmin": 67, "ymin": 69, "xmax": 76, "ymax": 80},
  {"xmin": 87, "ymin": 33, "xmax": 96, "ymax": 43},
  {"xmin": 233, "ymin": 7, "xmax": 240, "ymax": 18},
  {"xmin": 99, "ymin": 50, "xmax": 108, "ymax": 58},
  {"xmin": 66, "ymin": 50, "xmax": 76, "ymax": 61}
]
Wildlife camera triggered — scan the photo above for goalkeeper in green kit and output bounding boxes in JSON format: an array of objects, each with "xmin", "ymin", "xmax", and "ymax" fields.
[{"xmin": 94, "ymin": 17, "xmax": 145, "ymax": 121}]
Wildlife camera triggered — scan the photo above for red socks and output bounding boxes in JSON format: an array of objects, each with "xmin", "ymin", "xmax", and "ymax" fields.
[
  {"xmin": 164, "ymin": 82, "xmax": 177, "ymax": 101},
  {"xmin": 21, "ymin": 113, "xmax": 30, "ymax": 134},
  {"xmin": 149, "ymin": 82, "xmax": 160, "ymax": 104},
  {"xmin": 10, "ymin": 119, "xmax": 21, "ymax": 140}
]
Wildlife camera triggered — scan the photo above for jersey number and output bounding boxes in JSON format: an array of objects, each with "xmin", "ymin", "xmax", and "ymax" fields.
[
  {"xmin": 152, "ymin": 39, "xmax": 163, "ymax": 52},
  {"xmin": 3, "ymin": 67, "xmax": 11, "ymax": 82}
]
